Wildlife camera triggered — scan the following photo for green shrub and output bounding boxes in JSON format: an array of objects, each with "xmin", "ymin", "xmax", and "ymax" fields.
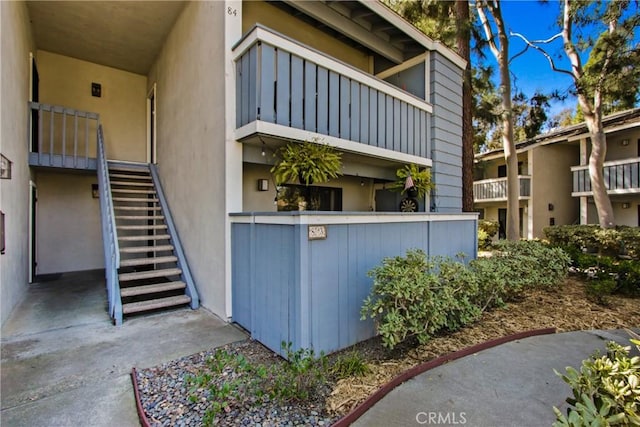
[
  {"xmin": 553, "ymin": 340, "xmax": 640, "ymax": 426},
  {"xmin": 470, "ymin": 240, "xmax": 571, "ymax": 307},
  {"xmin": 186, "ymin": 344, "xmax": 329, "ymax": 424},
  {"xmin": 330, "ymin": 351, "xmax": 371, "ymax": 379},
  {"xmin": 361, "ymin": 250, "xmax": 481, "ymax": 349},
  {"xmin": 478, "ymin": 220, "xmax": 499, "ymax": 249},
  {"xmin": 272, "ymin": 342, "xmax": 328, "ymax": 402},
  {"xmin": 544, "ymin": 224, "xmax": 640, "ymax": 259}
]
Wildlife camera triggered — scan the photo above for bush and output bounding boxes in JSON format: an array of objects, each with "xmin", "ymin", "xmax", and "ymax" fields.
[
  {"xmin": 478, "ymin": 220, "xmax": 499, "ymax": 249},
  {"xmin": 544, "ymin": 224, "xmax": 640, "ymax": 259},
  {"xmin": 470, "ymin": 240, "xmax": 571, "ymax": 309},
  {"xmin": 361, "ymin": 250, "xmax": 481, "ymax": 349},
  {"xmin": 553, "ymin": 339, "xmax": 640, "ymax": 426},
  {"xmin": 330, "ymin": 351, "xmax": 371, "ymax": 379}
]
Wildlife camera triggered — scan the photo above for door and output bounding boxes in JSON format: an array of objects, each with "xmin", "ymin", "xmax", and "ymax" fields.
[
  {"xmin": 29, "ymin": 182, "xmax": 37, "ymax": 282},
  {"xmin": 147, "ymin": 84, "xmax": 157, "ymax": 163},
  {"xmin": 30, "ymin": 54, "xmax": 39, "ymax": 152},
  {"xmin": 498, "ymin": 208, "xmax": 507, "ymax": 239}
]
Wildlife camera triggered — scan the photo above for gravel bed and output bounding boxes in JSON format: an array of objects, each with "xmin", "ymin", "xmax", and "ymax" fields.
[{"xmin": 135, "ymin": 340, "xmax": 338, "ymax": 426}]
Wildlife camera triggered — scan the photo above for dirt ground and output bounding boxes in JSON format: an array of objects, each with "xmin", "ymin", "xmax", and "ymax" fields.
[{"xmin": 325, "ymin": 277, "xmax": 640, "ymax": 416}]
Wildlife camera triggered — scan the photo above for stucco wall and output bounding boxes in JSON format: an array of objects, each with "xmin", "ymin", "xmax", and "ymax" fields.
[
  {"xmin": 531, "ymin": 144, "xmax": 579, "ymax": 238},
  {"xmin": 242, "ymin": 163, "xmax": 374, "ymax": 212},
  {"xmin": 147, "ymin": 1, "xmax": 227, "ymax": 317},
  {"xmin": 37, "ymin": 50, "xmax": 147, "ymax": 162},
  {"xmin": 35, "ymin": 171, "xmax": 103, "ymax": 274},
  {"xmin": 1, "ymin": 1, "xmax": 34, "ymax": 325},
  {"xmin": 242, "ymin": 1, "xmax": 371, "ymax": 73},
  {"xmin": 599, "ymin": 129, "xmax": 639, "ymax": 162}
]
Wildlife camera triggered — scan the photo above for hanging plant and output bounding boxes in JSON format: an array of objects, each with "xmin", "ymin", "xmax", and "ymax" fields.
[
  {"xmin": 388, "ymin": 164, "xmax": 435, "ymax": 200},
  {"xmin": 271, "ymin": 139, "xmax": 343, "ymax": 186}
]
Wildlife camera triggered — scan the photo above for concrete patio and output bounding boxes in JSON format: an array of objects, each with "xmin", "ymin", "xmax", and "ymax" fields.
[{"xmin": 1, "ymin": 270, "xmax": 247, "ymax": 427}]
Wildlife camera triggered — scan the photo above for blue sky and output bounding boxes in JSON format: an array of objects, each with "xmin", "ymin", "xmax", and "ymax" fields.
[{"xmin": 479, "ymin": 0, "xmax": 579, "ymax": 117}]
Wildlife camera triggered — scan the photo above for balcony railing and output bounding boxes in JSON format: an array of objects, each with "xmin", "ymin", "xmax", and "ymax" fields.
[
  {"xmin": 28, "ymin": 102, "xmax": 99, "ymax": 169},
  {"xmin": 572, "ymin": 158, "xmax": 640, "ymax": 196},
  {"xmin": 473, "ymin": 176, "xmax": 531, "ymax": 202},
  {"xmin": 233, "ymin": 25, "xmax": 433, "ymax": 161}
]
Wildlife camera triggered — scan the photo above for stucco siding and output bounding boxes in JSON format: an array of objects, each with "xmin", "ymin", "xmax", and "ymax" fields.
[
  {"xmin": 0, "ymin": 1, "xmax": 34, "ymax": 325},
  {"xmin": 37, "ymin": 50, "xmax": 147, "ymax": 162},
  {"xmin": 429, "ymin": 52, "xmax": 463, "ymax": 213},
  {"xmin": 531, "ymin": 144, "xmax": 579, "ymax": 237},
  {"xmin": 243, "ymin": 163, "xmax": 375, "ymax": 212},
  {"xmin": 35, "ymin": 171, "xmax": 103, "ymax": 274},
  {"xmin": 242, "ymin": 1, "xmax": 371, "ymax": 73},
  {"xmin": 147, "ymin": 1, "xmax": 227, "ymax": 317}
]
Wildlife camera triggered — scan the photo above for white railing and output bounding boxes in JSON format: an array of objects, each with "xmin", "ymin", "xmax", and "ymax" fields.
[
  {"xmin": 571, "ymin": 158, "xmax": 640, "ymax": 195},
  {"xmin": 28, "ymin": 102, "xmax": 99, "ymax": 169},
  {"xmin": 473, "ymin": 176, "xmax": 531, "ymax": 202},
  {"xmin": 97, "ymin": 125, "xmax": 122, "ymax": 325},
  {"xmin": 233, "ymin": 25, "xmax": 433, "ymax": 159}
]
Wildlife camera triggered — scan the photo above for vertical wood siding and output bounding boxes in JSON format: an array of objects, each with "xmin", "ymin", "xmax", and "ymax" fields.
[
  {"xmin": 235, "ymin": 41, "xmax": 431, "ymax": 158},
  {"xmin": 429, "ymin": 52, "xmax": 463, "ymax": 212},
  {"xmin": 231, "ymin": 215, "xmax": 478, "ymax": 357}
]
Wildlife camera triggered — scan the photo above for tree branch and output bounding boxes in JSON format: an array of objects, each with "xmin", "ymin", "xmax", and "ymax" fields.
[
  {"xmin": 509, "ymin": 31, "xmax": 574, "ymax": 75},
  {"xmin": 475, "ymin": 1, "xmax": 500, "ymax": 59}
]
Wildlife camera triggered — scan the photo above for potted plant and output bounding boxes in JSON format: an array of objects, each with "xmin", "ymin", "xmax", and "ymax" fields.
[
  {"xmin": 388, "ymin": 164, "xmax": 435, "ymax": 212},
  {"xmin": 271, "ymin": 139, "xmax": 343, "ymax": 186}
]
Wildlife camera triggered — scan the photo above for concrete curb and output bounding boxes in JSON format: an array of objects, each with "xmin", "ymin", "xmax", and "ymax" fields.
[
  {"xmin": 131, "ymin": 367, "xmax": 152, "ymax": 427},
  {"xmin": 332, "ymin": 328, "xmax": 557, "ymax": 426}
]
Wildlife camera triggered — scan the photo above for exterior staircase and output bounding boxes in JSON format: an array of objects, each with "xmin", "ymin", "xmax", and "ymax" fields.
[{"xmin": 108, "ymin": 163, "xmax": 198, "ymax": 318}]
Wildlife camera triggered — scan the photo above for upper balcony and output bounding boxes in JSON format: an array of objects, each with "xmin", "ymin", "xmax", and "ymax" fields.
[
  {"xmin": 473, "ymin": 176, "xmax": 531, "ymax": 203},
  {"xmin": 233, "ymin": 25, "xmax": 433, "ymax": 167},
  {"xmin": 28, "ymin": 102, "xmax": 99, "ymax": 170},
  {"xmin": 571, "ymin": 158, "xmax": 640, "ymax": 196}
]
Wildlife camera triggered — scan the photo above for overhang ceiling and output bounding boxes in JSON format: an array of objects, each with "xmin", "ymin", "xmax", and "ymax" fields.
[{"xmin": 27, "ymin": 1, "xmax": 186, "ymax": 75}]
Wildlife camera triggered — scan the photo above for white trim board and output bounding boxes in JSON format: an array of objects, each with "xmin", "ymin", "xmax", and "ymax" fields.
[{"xmin": 236, "ymin": 121, "xmax": 433, "ymax": 168}]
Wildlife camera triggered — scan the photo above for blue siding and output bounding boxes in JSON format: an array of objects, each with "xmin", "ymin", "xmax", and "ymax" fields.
[
  {"xmin": 231, "ymin": 214, "xmax": 477, "ymax": 357},
  {"xmin": 430, "ymin": 51, "xmax": 463, "ymax": 212},
  {"xmin": 235, "ymin": 36, "xmax": 435, "ymax": 159}
]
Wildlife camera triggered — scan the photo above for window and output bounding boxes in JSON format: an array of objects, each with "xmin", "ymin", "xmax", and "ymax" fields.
[
  {"xmin": 497, "ymin": 162, "xmax": 524, "ymax": 178},
  {"xmin": 276, "ymin": 185, "xmax": 342, "ymax": 212}
]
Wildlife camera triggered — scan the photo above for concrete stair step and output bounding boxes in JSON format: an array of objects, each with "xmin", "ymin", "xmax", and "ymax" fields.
[
  {"xmin": 119, "ymin": 267, "xmax": 182, "ymax": 282},
  {"xmin": 110, "ymin": 188, "xmax": 156, "ymax": 195},
  {"xmin": 122, "ymin": 295, "xmax": 191, "ymax": 314},
  {"xmin": 118, "ymin": 234, "xmax": 170, "ymax": 242},
  {"xmin": 109, "ymin": 173, "xmax": 152, "ymax": 181},
  {"xmin": 120, "ymin": 281, "xmax": 186, "ymax": 298},
  {"xmin": 113, "ymin": 206, "xmax": 162, "ymax": 211},
  {"xmin": 117, "ymin": 224, "xmax": 167, "ymax": 231},
  {"xmin": 108, "ymin": 165, "xmax": 150, "ymax": 173},
  {"xmin": 110, "ymin": 180, "xmax": 154, "ymax": 187},
  {"xmin": 112, "ymin": 197, "xmax": 159, "ymax": 203},
  {"xmin": 119, "ymin": 255, "xmax": 178, "ymax": 267},
  {"xmin": 120, "ymin": 244, "xmax": 174, "ymax": 254},
  {"xmin": 115, "ymin": 215, "xmax": 165, "ymax": 221}
]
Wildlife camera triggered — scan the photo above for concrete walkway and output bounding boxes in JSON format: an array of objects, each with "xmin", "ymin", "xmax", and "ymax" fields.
[
  {"xmin": 1, "ymin": 270, "xmax": 247, "ymax": 427},
  {"xmin": 352, "ymin": 329, "xmax": 639, "ymax": 427}
]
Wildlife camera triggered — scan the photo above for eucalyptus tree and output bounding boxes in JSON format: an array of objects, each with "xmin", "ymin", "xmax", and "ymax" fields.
[
  {"xmin": 511, "ymin": 0, "xmax": 640, "ymax": 228},
  {"xmin": 385, "ymin": 0, "xmax": 475, "ymax": 212},
  {"xmin": 474, "ymin": 0, "xmax": 520, "ymax": 240}
]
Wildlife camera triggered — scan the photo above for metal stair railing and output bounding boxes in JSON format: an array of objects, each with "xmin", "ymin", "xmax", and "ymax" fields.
[
  {"xmin": 96, "ymin": 125, "xmax": 123, "ymax": 324},
  {"xmin": 149, "ymin": 164, "xmax": 200, "ymax": 309}
]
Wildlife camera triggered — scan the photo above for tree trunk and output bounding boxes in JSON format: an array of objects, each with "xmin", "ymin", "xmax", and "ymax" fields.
[
  {"xmin": 457, "ymin": 0, "xmax": 474, "ymax": 212},
  {"xmin": 580, "ymin": 106, "xmax": 615, "ymax": 228},
  {"xmin": 561, "ymin": 0, "xmax": 616, "ymax": 228},
  {"xmin": 501, "ymin": 70, "xmax": 520, "ymax": 241}
]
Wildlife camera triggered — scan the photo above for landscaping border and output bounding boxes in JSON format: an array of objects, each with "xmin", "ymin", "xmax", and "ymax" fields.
[
  {"xmin": 131, "ymin": 367, "xmax": 152, "ymax": 427},
  {"xmin": 332, "ymin": 328, "xmax": 557, "ymax": 426},
  {"xmin": 129, "ymin": 328, "xmax": 556, "ymax": 426}
]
